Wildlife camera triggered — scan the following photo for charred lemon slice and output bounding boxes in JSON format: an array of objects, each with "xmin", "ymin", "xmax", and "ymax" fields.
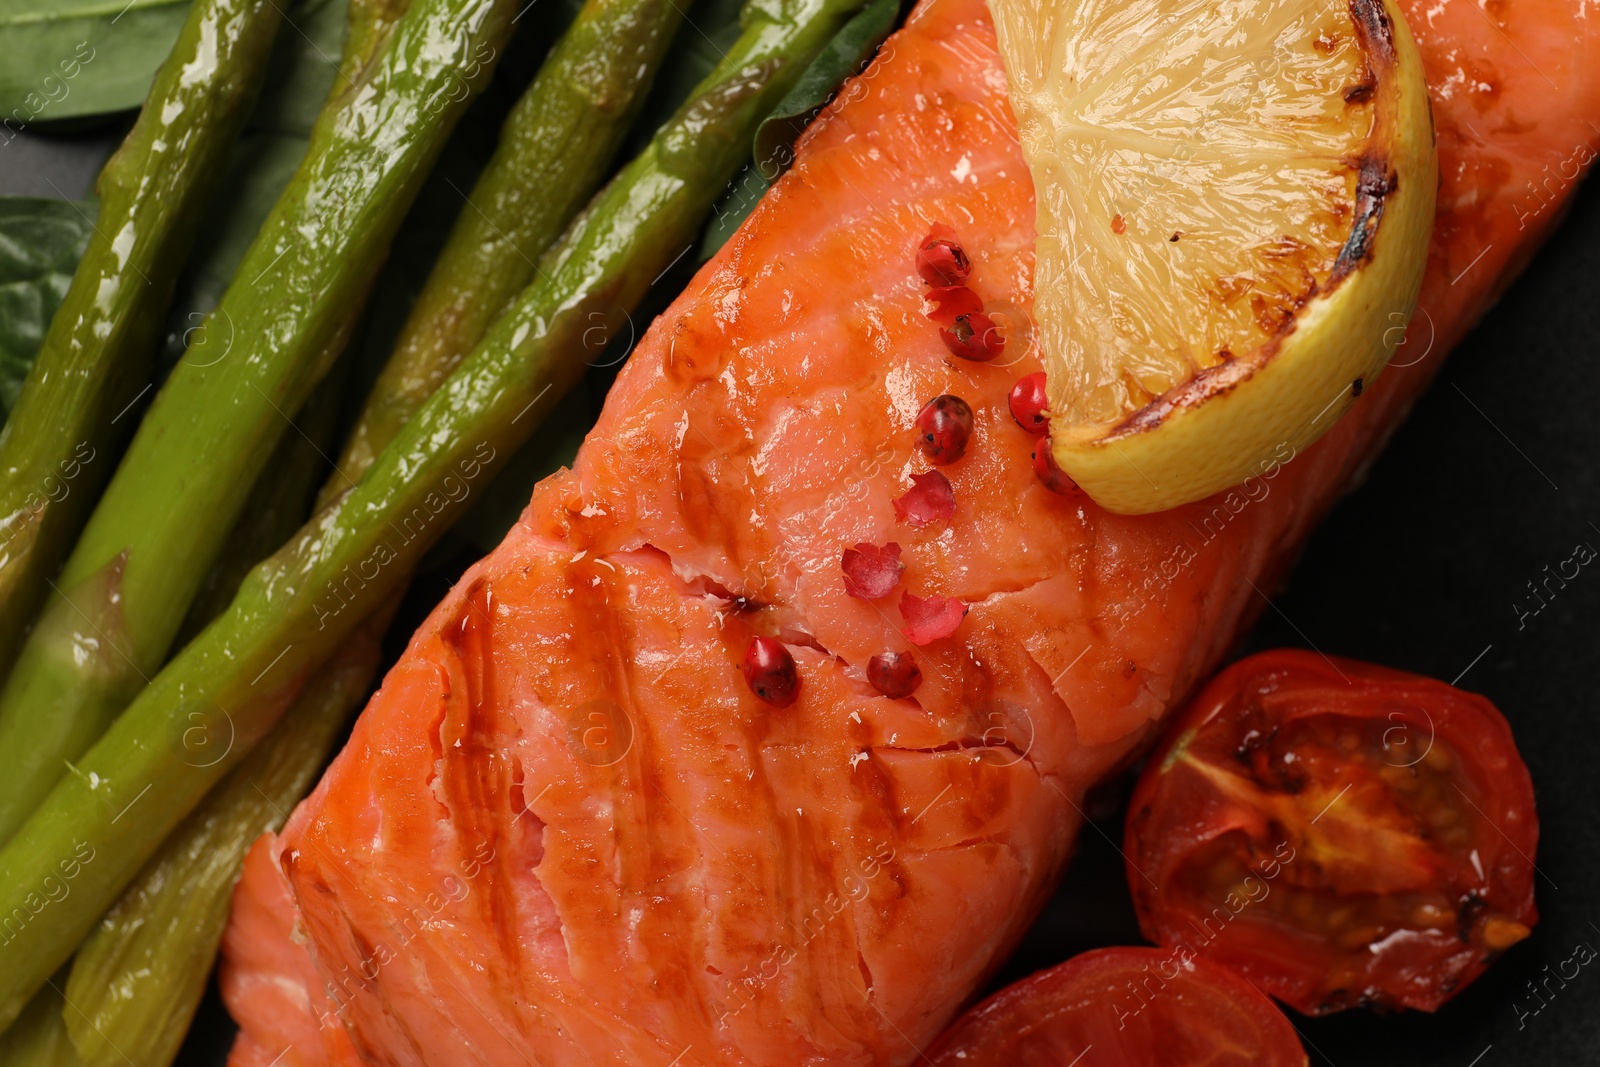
[{"xmin": 990, "ymin": 0, "xmax": 1437, "ymax": 514}]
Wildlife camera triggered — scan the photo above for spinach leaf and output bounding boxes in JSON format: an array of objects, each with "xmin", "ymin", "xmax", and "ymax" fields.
[
  {"xmin": 700, "ymin": 0, "xmax": 900, "ymax": 258},
  {"xmin": 753, "ymin": 0, "xmax": 899, "ymax": 177},
  {"xmin": 248, "ymin": 0, "xmax": 346, "ymax": 136},
  {"xmin": 0, "ymin": 197, "xmax": 96, "ymax": 419},
  {"xmin": 0, "ymin": 0, "xmax": 190, "ymax": 125}
]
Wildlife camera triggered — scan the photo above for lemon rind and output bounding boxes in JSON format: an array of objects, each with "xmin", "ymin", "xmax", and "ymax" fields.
[{"xmin": 1049, "ymin": 0, "xmax": 1439, "ymax": 517}]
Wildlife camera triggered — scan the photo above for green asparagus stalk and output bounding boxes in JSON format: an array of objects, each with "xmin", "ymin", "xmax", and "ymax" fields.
[
  {"xmin": 0, "ymin": 977, "xmax": 82, "ymax": 1067},
  {"xmin": 0, "ymin": 0, "xmax": 866, "ymax": 1026},
  {"xmin": 324, "ymin": 0, "xmax": 687, "ymax": 502},
  {"xmin": 62, "ymin": 607, "xmax": 393, "ymax": 1067},
  {"xmin": 56, "ymin": 10, "xmax": 698, "ymax": 1047},
  {"xmin": 55, "ymin": 1, "xmax": 689, "ymax": 1048},
  {"xmin": 0, "ymin": 0, "xmax": 519, "ymax": 847},
  {"xmin": 56, "ymin": 329, "xmax": 360, "ymax": 1067},
  {"xmin": 0, "ymin": 0, "xmax": 285, "ymax": 688},
  {"xmin": 345, "ymin": 0, "xmax": 415, "ymax": 78},
  {"xmin": 48, "ymin": 6, "xmax": 422, "ymax": 1056},
  {"xmin": 175, "ymin": 368, "xmax": 346, "ymax": 647}
]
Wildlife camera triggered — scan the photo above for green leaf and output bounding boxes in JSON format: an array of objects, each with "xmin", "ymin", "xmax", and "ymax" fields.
[
  {"xmin": 0, "ymin": 0, "xmax": 190, "ymax": 123},
  {"xmin": 0, "ymin": 197, "xmax": 97, "ymax": 420},
  {"xmin": 752, "ymin": 0, "xmax": 898, "ymax": 176},
  {"xmin": 246, "ymin": 0, "xmax": 346, "ymax": 136},
  {"xmin": 699, "ymin": 0, "xmax": 899, "ymax": 257}
]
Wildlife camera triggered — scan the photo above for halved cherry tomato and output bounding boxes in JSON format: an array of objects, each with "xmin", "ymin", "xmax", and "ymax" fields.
[
  {"xmin": 1125, "ymin": 650, "xmax": 1538, "ymax": 1015},
  {"xmin": 927, "ymin": 947, "xmax": 1306, "ymax": 1066}
]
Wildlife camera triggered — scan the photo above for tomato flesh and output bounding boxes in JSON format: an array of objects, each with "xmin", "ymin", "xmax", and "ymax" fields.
[
  {"xmin": 1126, "ymin": 650, "xmax": 1538, "ymax": 1014},
  {"xmin": 927, "ymin": 947, "xmax": 1306, "ymax": 1066}
]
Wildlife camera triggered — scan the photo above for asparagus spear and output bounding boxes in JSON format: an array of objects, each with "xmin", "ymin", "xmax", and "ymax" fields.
[
  {"xmin": 175, "ymin": 368, "xmax": 346, "ymax": 647},
  {"xmin": 63, "ymin": 291, "xmax": 357, "ymax": 1067},
  {"xmin": 54, "ymin": 3, "xmax": 691, "ymax": 1051},
  {"xmin": 0, "ymin": 0, "xmax": 520, "ymax": 847},
  {"xmin": 0, "ymin": 0, "xmax": 285, "ymax": 688},
  {"xmin": 325, "ymin": 0, "xmax": 687, "ymax": 501},
  {"xmin": 49, "ymin": 5, "xmax": 424, "ymax": 1056},
  {"xmin": 62, "ymin": 608, "xmax": 392, "ymax": 1067},
  {"xmin": 345, "ymin": 0, "xmax": 414, "ymax": 78},
  {"xmin": 0, "ymin": 977, "xmax": 82, "ymax": 1067},
  {"xmin": 55, "ymin": 323, "xmax": 361, "ymax": 1067},
  {"xmin": 0, "ymin": 0, "xmax": 866, "ymax": 1026}
]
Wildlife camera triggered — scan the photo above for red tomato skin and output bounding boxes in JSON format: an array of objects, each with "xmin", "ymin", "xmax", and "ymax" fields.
[
  {"xmin": 1124, "ymin": 650, "xmax": 1539, "ymax": 1015},
  {"xmin": 927, "ymin": 947, "xmax": 1307, "ymax": 1067}
]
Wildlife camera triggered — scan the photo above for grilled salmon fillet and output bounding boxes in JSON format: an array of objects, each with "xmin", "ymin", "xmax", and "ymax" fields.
[{"xmin": 221, "ymin": 0, "xmax": 1599, "ymax": 1061}]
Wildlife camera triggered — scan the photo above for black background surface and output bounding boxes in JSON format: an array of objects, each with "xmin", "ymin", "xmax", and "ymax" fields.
[{"xmin": 6, "ymin": 109, "xmax": 1598, "ymax": 1067}]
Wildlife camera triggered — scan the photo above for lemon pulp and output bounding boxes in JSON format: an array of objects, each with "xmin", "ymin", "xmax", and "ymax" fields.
[{"xmin": 991, "ymin": 0, "xmax": 1436, "ymax": 513}]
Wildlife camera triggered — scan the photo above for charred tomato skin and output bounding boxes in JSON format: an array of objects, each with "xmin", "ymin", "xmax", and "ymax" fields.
[
  {"xmin": 867, "ymin": 651, "xmax": 923, "ymax": 698},
  {"xmin": 914, "ymin": 395, "xmax": 974, "ymax": 465},
  {"xmin": 742, "ymin": 636, "xmax": 799, "ymax": 707},
  {"xmin": 1124, "ymin": 650, "xmax": 1538, "ymax": 1015},
  {"xmin": 927, "ymin": 947, "xmax": 1306, "ymax": 1067},
  {"xmin": 1009, "ymin": 372, "xmax": 1049, "ymax": 434}
]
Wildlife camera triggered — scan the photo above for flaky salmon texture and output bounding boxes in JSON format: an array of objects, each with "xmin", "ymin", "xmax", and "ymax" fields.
[{"xmin": 222, "ymin": 0, "xmax": 1598, "ymax": 1062}]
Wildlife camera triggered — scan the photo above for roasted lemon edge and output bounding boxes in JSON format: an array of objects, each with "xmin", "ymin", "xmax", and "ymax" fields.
[{"xmin": 1048, "ymin": 0, "xmax": 1439, "ymax": 517}]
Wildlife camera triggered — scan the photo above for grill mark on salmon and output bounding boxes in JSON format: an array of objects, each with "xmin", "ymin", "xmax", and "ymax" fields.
[{"xmin": 437, "ymin": 580, "xmax": 526, "ymax": 988}]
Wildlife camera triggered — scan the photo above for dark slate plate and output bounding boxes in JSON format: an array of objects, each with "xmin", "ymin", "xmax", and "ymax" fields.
[{"xmin": 5, "ymin": 109, "xmax": 1597, "ymax": 1067}]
